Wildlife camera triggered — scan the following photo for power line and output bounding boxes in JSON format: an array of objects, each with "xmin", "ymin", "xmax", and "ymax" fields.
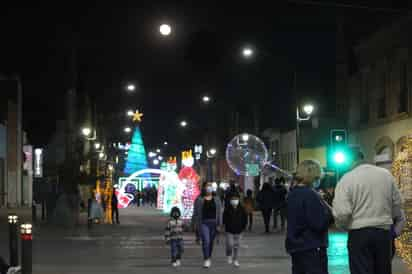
[{"xmin": 287, "ymin": 0, "xmax": 412, "ymax": 14}]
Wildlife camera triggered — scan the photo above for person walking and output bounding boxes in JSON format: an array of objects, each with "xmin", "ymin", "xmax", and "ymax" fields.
[
  {"xmin": 256, "ymin": 182, "xmax": 274, "ymax": 233},
  {"xmin": 165, "ymin": 207, "xmax": 184, "ymax": 267},
  {"xmin": 111, "ymin": 189, "xmax": 120, "ymax": 224},
  {"xmin": 193, "ymin": 182, "xmax": 223, "ymax": 268},
  {"xmin": 333, "ymin": 151, "xmax": 403, "ymax": 274},
  {"xmin": 223, "ymin": 193, "xmax": 247, "ymax": 267},
  {"xmin": 273, "ymin": 177, "xmax": 288, "ymax": 232},
  {"xmin": 243, "ymin": 189, "xmax": 254, "ymax": 232},
  {"xmin": 286, "ymin": 160, "xmax": 333, "ymax": 274}
]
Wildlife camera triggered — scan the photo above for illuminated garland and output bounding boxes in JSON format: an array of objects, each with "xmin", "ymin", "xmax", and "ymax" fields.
[{"xmin": 392, "ymin": 135, "xmax": 412, "ymax": 270}]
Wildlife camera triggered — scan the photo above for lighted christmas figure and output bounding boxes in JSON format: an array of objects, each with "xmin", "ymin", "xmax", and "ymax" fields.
[
  {"xmin": 178, "ymin": 150, "xmax": 200, "ymax": 219},
  {"xmin": 124, "ymin": 110, "xmax": 148, "ymax": 175}
]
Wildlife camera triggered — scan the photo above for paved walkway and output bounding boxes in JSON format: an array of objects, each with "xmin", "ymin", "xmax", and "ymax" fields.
[{"xmin": 0, "ymin": 207, "xmax": 410, "ymax": 273}]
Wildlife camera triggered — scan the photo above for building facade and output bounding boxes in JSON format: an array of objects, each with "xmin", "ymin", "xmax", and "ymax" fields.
[{"xmin": 342, "ymin": 17, "xmax": 412, "ymax": 171}]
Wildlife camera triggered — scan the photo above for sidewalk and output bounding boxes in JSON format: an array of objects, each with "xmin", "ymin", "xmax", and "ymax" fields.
[{"xmin": 1, "ymin": 207, "xmax": 410, "ymax": 273}]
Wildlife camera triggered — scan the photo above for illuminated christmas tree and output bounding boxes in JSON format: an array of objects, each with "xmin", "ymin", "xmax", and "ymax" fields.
[{"xmin": 124, "ymin": 111, "xmax": 148, "ymax": 175}]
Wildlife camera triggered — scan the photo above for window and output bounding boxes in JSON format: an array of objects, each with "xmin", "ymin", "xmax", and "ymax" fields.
[{"xmin": 399, "ymin": 63, "xmax": 408, "ymax": 113}]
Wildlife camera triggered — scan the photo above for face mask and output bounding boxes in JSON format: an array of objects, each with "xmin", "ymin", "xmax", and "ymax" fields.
[
  {"xmin": 172, "ymin": 213, "xmax": 180, "ymax": 219},
  {"xmin": 313, "ymin": 179, "xmax": 321, "ymax": 189},
  {"xmin": 230, "ymin": 200, "xmax": 239, "ymax": 207},
  {"xmin": 206, "ymin": 186, "xmax": 214, "ymax": 194}
]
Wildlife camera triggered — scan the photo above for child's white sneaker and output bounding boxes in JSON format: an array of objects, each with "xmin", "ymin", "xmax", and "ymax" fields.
[
  {"xmin": 175, "ymin": 260, "xmax": 181, "ymax": 266},
  {"xmin": 203, "ymin": 259, "xmax": 211, "ymax": 268},
  {"xmin": 233, "ymin": 260, "xmax": 240, "ymax": 267},
  {"xmin": 227, "ymin": 256, "xmax": 233, "ymax": 264}
]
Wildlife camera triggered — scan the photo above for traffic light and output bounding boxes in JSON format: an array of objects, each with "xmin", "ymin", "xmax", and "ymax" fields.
[{"xmin": 329, "ymin": 129, "xmax": 351, "ymax": 168}]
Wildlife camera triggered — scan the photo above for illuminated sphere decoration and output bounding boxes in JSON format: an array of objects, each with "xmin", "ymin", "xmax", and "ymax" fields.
[{"xmin": 226, "ymin": 133, "xmax": 268, "ymax": 176}]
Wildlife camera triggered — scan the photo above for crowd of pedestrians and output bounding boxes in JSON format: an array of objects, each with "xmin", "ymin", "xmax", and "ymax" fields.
[
  {"xmin": 162, "ymin": 147, "xmax": 405, "ymax": 273},
  {"xmin": 133, "ymin": 186, "xmax": 157, "ymax": 208}
]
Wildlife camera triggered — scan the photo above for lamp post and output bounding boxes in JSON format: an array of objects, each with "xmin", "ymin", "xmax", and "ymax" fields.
[
  {"xmin": 206, "ymin": 148, "xmax": 217, "ymax": 182},
  {"xmin": 296, "ymin": 103, "xmax": 314, "ymax": 165},
  {"xmin": 8, "ymin": 214, "xmax": 18, "ymax": 267},
  {"xmin": 159, "ymin": 24, "xmax": 172, "ymax": 36}
]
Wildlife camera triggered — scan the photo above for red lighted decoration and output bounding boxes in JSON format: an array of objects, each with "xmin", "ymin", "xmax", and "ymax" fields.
[{"xmin": 178, "ymin": 167, "xmax": 200, "ymax": 219}]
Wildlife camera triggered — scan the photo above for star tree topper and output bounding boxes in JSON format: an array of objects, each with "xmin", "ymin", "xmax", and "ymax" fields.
[{"xmin": 132, "ymin": 110, "xmax": 144, "ymax": 123}]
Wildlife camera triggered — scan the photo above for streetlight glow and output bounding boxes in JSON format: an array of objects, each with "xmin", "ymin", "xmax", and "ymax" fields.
[
  {"xmin": 95, "ymin": 143, "xmax": 101, "ymax": 150},
  {"xmin": 242, "ymin": 47, "xmax": 254, "ymax": 58},
  {"xmin": 127, "ymin": 84, "xmax": 136, "ymax": 91},
  {"xmin": 127, "ymin": 110, "xmax": 134, "ymax": 117},
  {"xmin": 209, "ymin": 148, "xmax": 217, "ymax": 156},
  {"xmin": 99, "ymin": 152, "xmax": 105, "ymax": 159},
  {"xmin": 159, "ymin": 24, "xmax": 172, "ymax": 36},
  {"xmin": 156, "ymin": 149, "xmax": 161, "ymax": 153},
  {"xmin": 303, "ymin": 104, "xmax": 314, "ymax": 116},
  {"xmin": 164, "ymin": 141, "xmax": 168, "ymax": 145},
  {"xmin": 124, "ymin": 127, "xmax": 132, "ymax": 133},
  {"xmin": 202, "ymin": 95, "xmax": 211, "ymax": 103},
  {"xmin": 242, "ymin": 133, "xmax": 249, "ymax": 142},
  {"xmin": 148, "ymin": 152, "xmax": 157, "ymax": 158},
  {"xmin": 180, "ymin": 120, "xmax": 187, "ymax": 127},
  {"xmin": 153, "ymin": 159, "xmax": 160, "ymax": 165},
  {"xmin": 82, "ymin": 127, "xmax": 92, "ymax": 136}
]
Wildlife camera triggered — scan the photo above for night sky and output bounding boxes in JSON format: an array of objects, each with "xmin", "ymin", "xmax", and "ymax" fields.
[{"xmin": 0, "ymin": 2, "xmax": 408, "ymax": 150}]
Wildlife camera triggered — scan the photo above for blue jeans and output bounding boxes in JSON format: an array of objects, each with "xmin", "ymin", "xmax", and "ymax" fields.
[
  {"xmin": 170, "ymin": 239, "xmax": 183, "ymax": 262},
  {"xmin": 200, "ymin": 219, "xmax": 217, "ymax": 259}
]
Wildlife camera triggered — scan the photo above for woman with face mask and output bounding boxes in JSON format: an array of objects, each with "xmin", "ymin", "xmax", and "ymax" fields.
[
  {"xmin": 192, "ymin": 182, "xmax": 223, "ymax": 268},
  {"xmin": 223, "ymin": 194, "xmax": 247, "ymax": 267},
  {"xmin": 285, "ymin": 160, "xmax": 333, "ymax": 274}
]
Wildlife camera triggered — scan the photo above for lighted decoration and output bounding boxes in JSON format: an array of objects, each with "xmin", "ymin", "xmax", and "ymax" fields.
[
  {"xmin": 123, "ymin": 126, "xmax": 149, "ymax": 175},
  {"xmin": 132, "ymin": 110, "xmax": 144, "ymax": 123},
  {"xmin": 177, "ymin": 150, "xmax": 200, "ymax": 219},
  {"xmin": 392, "ymin": 136, "xmax": 412, "ymax": 270}
]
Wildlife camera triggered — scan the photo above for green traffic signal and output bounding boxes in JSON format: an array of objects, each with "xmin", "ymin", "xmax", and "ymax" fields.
[{"xmin": 333, "ymin": 151, "xmax": 346, "ymax": 164}]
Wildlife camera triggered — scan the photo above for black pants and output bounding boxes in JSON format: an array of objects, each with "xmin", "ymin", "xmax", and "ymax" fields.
[
  {"xmin": 348, "ymin": 228, "xmax": 392, "ymax": 274},
  {"xmin": 291, "ymin": 248, "xmax": 328, "ymax": 274},
  {"xmin": 261, "ymin": 208, "xmax": 272, "ymax": 232},
  {"xmin": 112, "ymin": 205, "xmax": 120, "ymax": 224},
  {"xmin": 247, "ymin": 213, "xmax": 253, "ymax": 231},
  {"xmin": 273, "ymin": 207, "xmax": 287, "ymax": 229}
]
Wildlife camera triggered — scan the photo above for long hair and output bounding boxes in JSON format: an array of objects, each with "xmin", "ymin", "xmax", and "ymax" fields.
[{"xmin": 170, "ymin": 206, "xmax": 181, "ymax": 218}]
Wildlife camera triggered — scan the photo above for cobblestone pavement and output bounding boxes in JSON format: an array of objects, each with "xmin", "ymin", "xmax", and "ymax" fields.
[{"xmin": 0, "ymin": 207, "xmax": 410, "ymax": 274}]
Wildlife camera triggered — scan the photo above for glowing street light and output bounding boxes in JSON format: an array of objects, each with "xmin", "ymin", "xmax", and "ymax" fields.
[
  {"xmin": 242, "ymin": 133, "xmax": 249, "ymax": 142},
  {"xmin": 148, "ymin": 151, "xmax": 157, "ymax": 158},
  {"xmin": 180, "ymin": 120, "xmax": 187, "ymax": 127},
  {"xmin": 158, "ymin": 156, "xmax": 163, "ymax": 161},
  {"xmin": 99, "ymin": 152, "xmax": 105, "ymax": 159},
  {"xmin": 159, "ymin": 24, "xmax": 172, "ymax": 36},
  {"xmin": 124, "ymin": 127, "xmax": 132, "ymax": 133},
  {"xmin": 94, "ymin": 143, "xmax": 101, "ymax": 150},
  {"xmin": 242, "ymin": 47, "xmax": 254, "ymax": 58},
  {"xmin": 202, "ymin": 95, "xmax": 211, "ymax": 103},
  {"xmin": 126, "ymin": 84, "xmax": 136, "ymax": 92},
  {"xmin": 153, "ymin": 159, "xmax": 160, "ymax": 165},
  {"xmin": 156, "ymin": 148, "xmax": 161, "ymax": 153},
  {"xmin": 163, "ymin": 141, "xmax": 168, "ymax": 145},
  {"xmin": 303, "ymin": 104, "xmax": 315, "ymax": 116},
  {"xmin": 127, "ymin": 110, "xmax": 134, "ymax": 117},
  {"xmin": 82, "ymin": 127, "xmax": 92, "ymax": 137}
]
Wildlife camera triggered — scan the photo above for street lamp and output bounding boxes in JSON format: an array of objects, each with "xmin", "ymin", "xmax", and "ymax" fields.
[
  {"xmin": 94, "ymin": 142, "xmax": 101, "ymax": 150},
  {"xmin": 206, "ymin": 148, "xmax": 217, "ymax": 181},
  {"xmin": 124, "ymin": 127, "xmax": 132, "ymax": 133},
  {"xmin": 99, "ymin": 152, "xmax": 105, "ymax": 159},
  {"xmin": 153, "ymin": 159, "xmax": 160, "ymax": 165},
  {"xmin": 156, "ymin": 148, "xmax": 161, "ymax": 153},
  {"xmin": 241, "ymin": 133, "xmax": 250, "ymax": 142},
  {"xmin": 180, "ymin": 120, "xmax": 187, "ymax": 127},
  {"xmin": 126, "ymin": 84, "xmax": 136, "ymax": 92},
  {"xmin": 242, "ymin": 47, "xmax": 254, "ymax": 58},
  {"xmin": 202, "ymin": 95, "xmax": 211, "ymax": 103},
  {"xmin": 296, "ymin": 103, "xmax": 315, "ymax": 164},
  {"xmin": 148, "ymin": 152, "xmax": 157, "ymax": 158},
  {"xmin": 159, "ymin": 24, "xmax": 172, "ymax": 36},
  {"xmin": 163, "ymin": 141, "xmax": 168, "ymax": 145},
  {"xmin": 82, "ymin": 127, "xmax": 91, "ymax": 137},
  {"xmin": 127, "ymin": 110, "xmax": 134, "ymax": 117}
]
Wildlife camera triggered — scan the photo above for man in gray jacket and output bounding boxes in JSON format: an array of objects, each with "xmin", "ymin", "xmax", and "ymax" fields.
[{"xmin": 333, "ymin": 151, "xmax": 402, "ymax": 274}]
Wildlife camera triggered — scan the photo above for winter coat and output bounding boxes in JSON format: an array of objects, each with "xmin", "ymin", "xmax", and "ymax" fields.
[
  {"xmin": 193, "ymin": 196, "xmax": 222, "ymax": 227},
  {"xmin": 223, "ymin": 206, "xmax": 248, "ymax": 234}
]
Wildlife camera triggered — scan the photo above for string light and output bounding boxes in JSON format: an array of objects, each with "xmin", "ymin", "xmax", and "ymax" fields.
[{"xmin": 392, "ymin": 135, "xmax": 412, "ymax": 271}]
